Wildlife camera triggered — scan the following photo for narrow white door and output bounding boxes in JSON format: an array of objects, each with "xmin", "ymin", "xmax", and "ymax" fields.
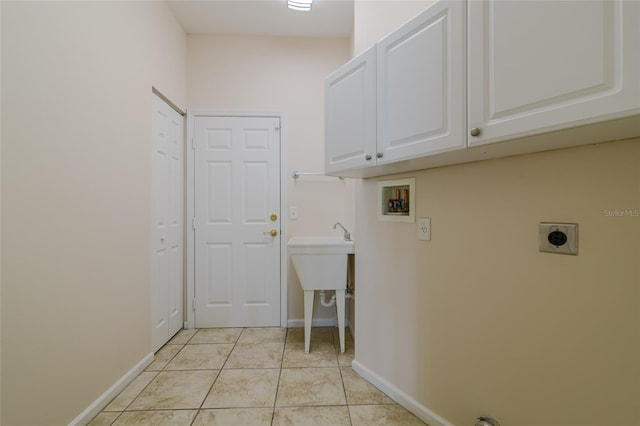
[
  {"xmin": 152, "ymin": 93, "xmax": 184, "ymax": 352},
  {"xmin": 194, "ymin": 116, "xmax": 281, "ymax": 328}
]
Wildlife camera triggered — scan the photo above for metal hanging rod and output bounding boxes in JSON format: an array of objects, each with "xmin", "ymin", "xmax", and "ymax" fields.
[{"xmin": 291, "ymin": 170, "xmax": 344, "ymax": 180}]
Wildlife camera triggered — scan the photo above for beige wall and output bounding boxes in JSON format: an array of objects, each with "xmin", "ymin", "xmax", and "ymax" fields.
[
  {"xmin": 0, "ymin": 3, "xmax": 3, "ymax": 419},
  {"xmin": 353, "ymin": 0, "xmax": 433, "ymax": 55},
  {"xmin": 187, "ymin": 35, "xmax": 353, "ymax": 323},
  {"xmin": 352, "ymin": 2, "xmax": 639, "ymax": 425},
  {"xmin": 0, "ymin": 2, "xmax": 186, "ymax": 424},
  {"xmin": 355, "ymin": 139, "xmax": 640, "ymax": 425}
]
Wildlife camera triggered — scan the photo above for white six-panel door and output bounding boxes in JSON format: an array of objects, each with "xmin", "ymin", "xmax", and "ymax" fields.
[
  {"xmin": 194, "ymin": 116, "xmax": 281, "ymax": 328},
  {"xmin": 152, "ymin": 93, "xmax": 184, "ymax": 352}
]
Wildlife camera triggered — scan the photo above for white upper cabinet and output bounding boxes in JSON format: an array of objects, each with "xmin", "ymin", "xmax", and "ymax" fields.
[
  {"xmin": 324, "ymin": 0, "xmax": 465, "ymax": 175},
  {"xmin": 377, "ymin": 0, "xmax": 466, "ymax": 163},
  {"xmin": 324, "ymin": 0, "xmax": 640, "ymax": 177},
  {"xmin": 468, "ymin": 0, "xmax": 640, "ymax": 146},
  {"xmin": 324, "ymin": 47, "xmax": 376, "ymax": 174}
]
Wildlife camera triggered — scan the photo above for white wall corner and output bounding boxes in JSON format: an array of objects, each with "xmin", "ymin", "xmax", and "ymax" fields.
[
  {"xmin": 67, "ymin": 352, "xmax": 154, "ymax": 426},
  {"xmin": 351, "ymin": 359, "xmax": 456, "ymax": 426}
]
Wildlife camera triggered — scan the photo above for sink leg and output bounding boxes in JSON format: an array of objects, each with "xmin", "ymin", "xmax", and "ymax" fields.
[
  {"xmin": 336, "ymin": 289, "xmax": 345, "ymax": 353},
  {"xmin": 303, "ymin": 290, "xmax": 314, "ymax": 354}
]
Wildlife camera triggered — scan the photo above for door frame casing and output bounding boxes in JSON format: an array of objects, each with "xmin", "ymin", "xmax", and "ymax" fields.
[{"xmin": 186, "ymin": 110, "xmax": 288, "ymax": 329}]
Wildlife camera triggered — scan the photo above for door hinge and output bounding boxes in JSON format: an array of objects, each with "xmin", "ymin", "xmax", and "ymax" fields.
[
  {"xmin": 192, "ymin": 217, "xmax": 196, "ymax": 230},
  {"xmin": 191, "ymin": 137, "xmax": 195, "ymax": 150},
  {"xmin": 192, "ymin": 298, "xmax": 196, "ymax": 311}
]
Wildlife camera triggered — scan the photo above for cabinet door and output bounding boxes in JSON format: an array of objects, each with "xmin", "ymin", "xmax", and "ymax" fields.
[
  {"xmin": 325, "ymin": 47, "xmax": 377, "ymax": 174},
  {"xmin": 377, "ymin": 0, "xmax": 466, "ymax": 164},
  {"xmin": 468, "ymin": 0, "xmax": 640, "ymax": 146}
]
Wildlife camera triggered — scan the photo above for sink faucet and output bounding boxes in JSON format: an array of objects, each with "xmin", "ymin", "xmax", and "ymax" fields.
[{"xmin": 333, "ymin": 222, "xmax": 351, "ymax": 241}]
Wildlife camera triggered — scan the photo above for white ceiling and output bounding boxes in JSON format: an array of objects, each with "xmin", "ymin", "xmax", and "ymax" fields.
[{"xmin": 167, "ymin": 0, "xmax": 354, "ymax": 38}]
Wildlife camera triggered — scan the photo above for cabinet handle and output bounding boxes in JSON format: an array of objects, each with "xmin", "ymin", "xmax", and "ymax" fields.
[
  {"xmin": 376, "ymin": 152, "xmax": 383, "ymax": 158},
  {"xmin": 470, "ymin": 127, "xmax": 481, "ymax": 137},
  {"xmin": 365, "ymin": 154, "xmax": 372, "ymax": 161}
]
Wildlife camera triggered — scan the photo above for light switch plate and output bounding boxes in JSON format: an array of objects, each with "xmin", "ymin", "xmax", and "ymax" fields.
[
  {"xmin": 289, "ymin": 206, "xmax": 298, "ymax": 220},
  {"xmin": 539, "ymin": 222, "xmax": 578, "ymax": 255},
  {"xmin": 417, "ymin": 217, "xmax": 431, "ymax": 241}
]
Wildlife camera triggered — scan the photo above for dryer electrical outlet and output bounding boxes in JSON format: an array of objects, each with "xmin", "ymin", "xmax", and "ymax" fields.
[{"xmin": 538, "ymin": 222, "xmax": 578, "ymax": 255}]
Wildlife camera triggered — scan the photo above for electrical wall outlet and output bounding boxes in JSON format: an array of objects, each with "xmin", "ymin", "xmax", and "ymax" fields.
[
  {"xmin": 417, "ymin": 217, "xmax": 431, "ymax": 241},
  {"xmin": 538, "ymin": 222, "xmax": 578, "ymax": 255}
]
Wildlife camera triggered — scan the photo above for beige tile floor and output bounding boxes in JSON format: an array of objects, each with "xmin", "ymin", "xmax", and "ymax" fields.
[{"xmin": 89, "ymin": 327, "xmax": 426, "ymax": 426}]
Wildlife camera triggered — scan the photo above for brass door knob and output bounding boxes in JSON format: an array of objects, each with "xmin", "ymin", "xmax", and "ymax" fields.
[
  {"xmin": 270, "ymin": 214, "xmax": 278, "ymax": 221},
  {"xmin": 263, "ymin": 229, "xmax": 278, "ymax": 237}
]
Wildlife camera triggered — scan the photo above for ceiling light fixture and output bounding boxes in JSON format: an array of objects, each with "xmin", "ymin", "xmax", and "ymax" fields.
[{"xmin": 287, "ymin": 0, "xmax": 312, "ymax": 12}]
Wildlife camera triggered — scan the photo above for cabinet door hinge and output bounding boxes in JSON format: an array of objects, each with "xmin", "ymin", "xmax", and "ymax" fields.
[
  {"xmin": 192, "ymin": 217, "xmax": 196, "ymax": 230},
  {"xmin": 191, "ymin": 138, "xmax": 195, "ymax": 150},
  {"xmin": 192, "ymin": 299, "xmax": 196, "ymax": 311}
]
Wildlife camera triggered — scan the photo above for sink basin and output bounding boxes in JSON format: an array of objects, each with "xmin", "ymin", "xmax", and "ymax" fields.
[
  {"xmin": 288, "ymin": 237, "xmax": 354, "ymax": 290},
  {"xmin": 288, "ymin": 236, "xmax": 355, "ymax": 354},
  {"xmin": 288, "ymin": 236, "xmax": 354, "ymax": 255}
]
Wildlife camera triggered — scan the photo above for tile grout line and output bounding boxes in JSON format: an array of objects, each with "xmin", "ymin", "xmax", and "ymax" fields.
[
  {"xmin": 112, "ymin": 337, "xmax": 186, "ymax": 414},
  {"xmin": 102, "ymin": 329, "xmax": 195, "ymax": 424},
  {"xmin": 91, "ymin": 327, "xmax": 366, "ymax": 425},
  {"xmin": 191, "ymin": 327, "xmax": 244, "ymax": 423},
  {"xmin": 115, "ymin": 369, "xmax": 162, "ymax": 413},
  {"xmin": 269, "ymin": 327, "xmax": 289, "ymax": 425},
  {"xmin": 338, "ymin": 365, "xmax": 354, "ymax": 426}
]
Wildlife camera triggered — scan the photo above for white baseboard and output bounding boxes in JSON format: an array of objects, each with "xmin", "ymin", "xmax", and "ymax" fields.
[
  {"xmin": 287, "ymin": 317, "xmax": 349, "ymax": 328},
  {"xmin": 68, "ymin": 352, "xmax": 154, "ymax": 426},
  {"xmin": 351, "ymin": 359, "xmax": 455, "ymax": 426}
]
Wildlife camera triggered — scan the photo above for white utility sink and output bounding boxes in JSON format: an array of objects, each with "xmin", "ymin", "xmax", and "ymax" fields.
[
  {"xmin": 288, "ymin": 237, "xmax": 354, "ymax": 290},
  {"xmin": 288, "ymin": 236, "xmax": 355, "ymax": 354},
  {"xmin": 287, "ymin": 236, "xmax": 354, "ymax": 255}
]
